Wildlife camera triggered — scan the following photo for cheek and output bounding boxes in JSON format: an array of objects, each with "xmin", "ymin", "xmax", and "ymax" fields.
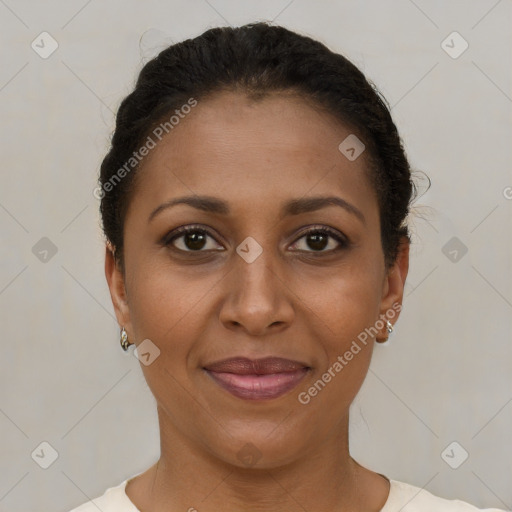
[
  {"xmin": 126, "ymin": 268, "xmax": 205, "ymax": 403},
  {"xmin": 292, "ymin": 257, "xmax": 382, "ymax": 335},
  {"xmin": 292, "ymin": 264, "xmax": 380, "ymax": 391},
  {"xmin": 127, "ymin": 260, "xmax": 212, "ymax": 339},
  {"xmin": 296, "ymin": 284, "xmax": 378, "ymax": 415}
]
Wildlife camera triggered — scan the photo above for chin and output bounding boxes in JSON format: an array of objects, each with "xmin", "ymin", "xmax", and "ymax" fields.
[{"xmin": 201, "ymin": 425, "xmax": 308, "ymax": 470}]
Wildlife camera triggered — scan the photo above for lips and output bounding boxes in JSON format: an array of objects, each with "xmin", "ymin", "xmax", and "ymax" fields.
[
  {"xmin": 204, "ymin": 356, "xmax": 308, "ymax": 374},
  {"xmin": 203, "ymin": 357, "xmax": 310, "ymax": 400}
]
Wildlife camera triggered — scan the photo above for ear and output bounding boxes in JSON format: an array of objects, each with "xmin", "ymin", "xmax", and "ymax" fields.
[
  {"xmin": 377, "ymin": 237, "xmax": 410, "ymax": 340},
  {"xmin": 104, "ymin": 243, "xmax": 131, "ymax": 331}
]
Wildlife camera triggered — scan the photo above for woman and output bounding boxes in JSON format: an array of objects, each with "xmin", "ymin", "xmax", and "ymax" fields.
[{"xmin": 68, "ymin": 22, "xmax": 505, "ymax": 512}]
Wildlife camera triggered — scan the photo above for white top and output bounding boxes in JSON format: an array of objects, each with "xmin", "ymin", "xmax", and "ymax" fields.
[{"xmin": 66, "ymin": 475, "xmax": 508, "ymax": 512}]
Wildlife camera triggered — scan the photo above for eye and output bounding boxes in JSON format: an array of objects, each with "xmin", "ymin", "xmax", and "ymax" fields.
[
  {"xmin": 289, "ymin": 226, "xmax": 348, "ymax": 253},
  {"xmin": 162, "ymin": 224, "xmax": 349, "ymax": 254},
  {"xmin": 163, "ymin": 225, "xmax": 224, "ymax": 252}
]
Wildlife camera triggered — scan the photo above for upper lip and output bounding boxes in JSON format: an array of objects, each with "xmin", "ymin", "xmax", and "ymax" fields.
[{"xmin": 203, "ymin": 357, "xmax": 310, "ymax": 375}]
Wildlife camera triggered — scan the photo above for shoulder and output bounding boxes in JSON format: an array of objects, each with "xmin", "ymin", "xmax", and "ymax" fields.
[
  {"xmin": 64, "ymin": 478, "xmax": 138, "ymax": 512},
  {"xmin": 382, "ymin": 480, "xmax": 508, "ymax": 512}
]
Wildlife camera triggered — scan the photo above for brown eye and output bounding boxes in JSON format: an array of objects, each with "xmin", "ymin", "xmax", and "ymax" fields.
[
  {"xmin": 290, "ymin": 227, "xmax": 348, "ymax": 253},
  {"xmin": 164, "ymin": 226, "xmax": 224, "ymax": 252}
]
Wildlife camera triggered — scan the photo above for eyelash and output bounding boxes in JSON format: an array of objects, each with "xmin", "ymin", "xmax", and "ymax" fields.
[{"xmin": 162, "ymin": 224, "xmax": 349, "ymax": 255}]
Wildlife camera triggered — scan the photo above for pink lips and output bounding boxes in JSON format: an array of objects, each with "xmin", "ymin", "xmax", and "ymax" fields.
[{"xmin": 204, "ymin": 357, "xmax": 310, "ymax": 400}]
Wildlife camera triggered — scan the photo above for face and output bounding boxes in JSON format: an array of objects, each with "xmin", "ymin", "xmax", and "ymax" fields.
[{"xmin": 106, "ymin": 90, "xmax": 409, "ymax": 468}]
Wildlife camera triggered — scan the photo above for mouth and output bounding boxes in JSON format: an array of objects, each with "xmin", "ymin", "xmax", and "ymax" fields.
[{"xmin": 203, "ymin": 357, "xmax": 311, "ymax": 401}]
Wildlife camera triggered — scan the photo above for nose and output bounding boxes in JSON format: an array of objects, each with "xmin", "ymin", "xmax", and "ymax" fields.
[{"xmin": 218, "ymin": 244, "xmax": 295, "ymax": 336}]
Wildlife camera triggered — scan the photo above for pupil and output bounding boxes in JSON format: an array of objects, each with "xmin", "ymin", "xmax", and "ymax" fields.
[
  {"xmin": 308, "ymin": 233, "xmax": 327, "ymax": 251},
  {"xmin": 185, "ymin": 231, "xmax": 206, "ymax": 250}
]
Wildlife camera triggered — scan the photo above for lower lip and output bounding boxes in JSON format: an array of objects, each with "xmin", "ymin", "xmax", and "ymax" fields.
[{"xmin": 205, "ymin": 368, "xmax": 309, "ymax": 400}]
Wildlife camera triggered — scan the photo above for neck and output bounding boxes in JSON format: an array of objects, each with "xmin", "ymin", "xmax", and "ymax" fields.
[{"xmin": 127, "ymin": 405, "xmax": 389, "ymax": 512}]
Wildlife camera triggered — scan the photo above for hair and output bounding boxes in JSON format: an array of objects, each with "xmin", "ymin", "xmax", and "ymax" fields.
[{"xmin": 99, "ymin": 21, "xmax": 425, "ymax": 272}]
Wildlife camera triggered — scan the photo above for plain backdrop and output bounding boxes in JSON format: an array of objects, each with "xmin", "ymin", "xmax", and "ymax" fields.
[{"xmin": 0, "ymin": 1, "xmax": 511, "ymax": 511}]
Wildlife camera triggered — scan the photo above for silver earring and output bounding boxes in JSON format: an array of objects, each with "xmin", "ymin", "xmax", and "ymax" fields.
[
  {"xmin": 120, "ymin": 327, "xmax": 132, "ymax": 351},
  {"xmin": 377, "ymin": 320, "xmax": 394, "ymax": 344}
]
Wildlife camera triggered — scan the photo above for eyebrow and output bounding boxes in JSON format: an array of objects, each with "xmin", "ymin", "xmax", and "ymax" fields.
[{"xmin": 148, "ymin": 194, "xmax": 366, "ymax": 225}]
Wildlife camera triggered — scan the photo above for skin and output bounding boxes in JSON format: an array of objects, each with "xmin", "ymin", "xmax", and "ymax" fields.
[{"xmin": 105, "ymin": 90, "xmax": 409, "ymax": 512}]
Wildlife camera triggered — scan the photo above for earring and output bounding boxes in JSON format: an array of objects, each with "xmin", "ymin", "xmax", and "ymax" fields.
[
  {"xmin": 120, "ymin": 327, "xmax": 132, "ymax": 351},
  {"xmin": 377, "ymin": 320, "xmax": 394, "ymax": 343}
]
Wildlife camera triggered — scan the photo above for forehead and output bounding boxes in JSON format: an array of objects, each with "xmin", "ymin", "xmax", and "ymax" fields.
[{"xmin": 129, "ymin": 90, "xmax": 379, "ymax": 224}]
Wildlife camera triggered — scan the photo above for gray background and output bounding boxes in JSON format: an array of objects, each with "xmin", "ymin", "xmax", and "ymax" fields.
[{"xmin": 0, "ymin": 1, "xmax": 511, "ymax": 511}]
